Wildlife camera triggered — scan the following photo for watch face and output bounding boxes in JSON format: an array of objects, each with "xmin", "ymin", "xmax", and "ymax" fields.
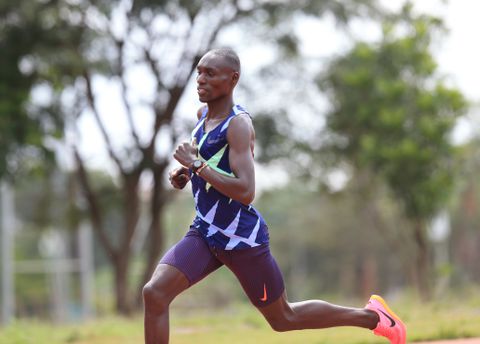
[{"xmin": 193, "ymin": 160, "xmax": 202, "ymax": 168}]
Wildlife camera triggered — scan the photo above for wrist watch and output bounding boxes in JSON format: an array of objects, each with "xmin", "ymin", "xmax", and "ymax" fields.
[{"xmin": 191, "ymin": 159, "xmax": 205, "ymax": 175}]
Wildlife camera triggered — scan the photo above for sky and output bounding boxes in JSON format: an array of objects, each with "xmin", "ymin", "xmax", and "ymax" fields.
[
  {"xmin": 292, "ymin": 0, "xmax": 480, "ymax": 145},
  {"xmin": 387, "ymin": 0, "xmax": 480, "ymax": 144},
  {"xmin": 70, "ymin": 0, "xmax": 480, "ymax": 182},
  {"xmin": 417, "ymin": 0, "xmax": 480, "ymax": 101}
]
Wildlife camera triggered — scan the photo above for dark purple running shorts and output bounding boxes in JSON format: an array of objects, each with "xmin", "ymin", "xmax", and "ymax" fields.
[{"xmin": 160, "ymin": 228, "xmax": 285, "ymax": 307}]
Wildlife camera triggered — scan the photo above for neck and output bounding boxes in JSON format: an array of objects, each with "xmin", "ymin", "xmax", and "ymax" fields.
[{"xmin": 206, "ymin": 96, "xmax": 234, "ymax": 119}]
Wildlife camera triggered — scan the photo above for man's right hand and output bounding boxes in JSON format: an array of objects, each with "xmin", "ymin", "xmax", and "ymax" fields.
[{"xmin": 169, "ymin": 167, "xmax": 191, "ymax": 189}]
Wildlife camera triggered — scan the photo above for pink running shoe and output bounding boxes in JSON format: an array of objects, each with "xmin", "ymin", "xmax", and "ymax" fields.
[{"xmin": 366, "ymin": 295, "xmax": 406, "ymax": 344}]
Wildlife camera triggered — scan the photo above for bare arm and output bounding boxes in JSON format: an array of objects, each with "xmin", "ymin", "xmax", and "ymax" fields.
[
  {"xmin": 199, "ymin": 114, "xmax": 255, "ymax": 204},
  {"xmin": 173, "ymin": 114, "xmax": 256, "ymax": 205},
  {"xmin": 168, "ymin": 106, "xmax": 205, "ymax": 189}
]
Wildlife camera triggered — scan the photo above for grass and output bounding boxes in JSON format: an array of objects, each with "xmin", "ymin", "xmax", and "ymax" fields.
[{"xmin": 2, "ymin": 293, "xmax": 480, "ymax": 344}]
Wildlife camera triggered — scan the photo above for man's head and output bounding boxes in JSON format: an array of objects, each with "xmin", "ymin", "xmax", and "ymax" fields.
[{"xmin": 196, "ymin": 48, "xmax": 241, "ymax": 103}]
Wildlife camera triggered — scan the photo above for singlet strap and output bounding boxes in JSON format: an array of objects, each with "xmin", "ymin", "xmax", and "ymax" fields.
[{"xmin": 201, "ymin": 106, "xmax": 208, "ymax": 118}]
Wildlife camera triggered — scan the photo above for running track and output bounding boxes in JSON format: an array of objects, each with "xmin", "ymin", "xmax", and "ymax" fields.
[{"xmin": 415, "ymin": 339, "xmax": 480, "ymax": 344}]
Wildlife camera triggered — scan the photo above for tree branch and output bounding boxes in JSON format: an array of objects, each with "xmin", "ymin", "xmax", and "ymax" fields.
[
  {"xmin": 136, "ymin": 160, "xmax": 169, "ymax": 305},
  {"xmin": 82, "ymin": 71, "xmax": 126, "ymax": 174},
  {"xmin": 120, "ymin": 171, "xmax": 142, "ymax": 255},
  {"xmin": 143, "ymin": 47, "xmax": 167, "ymax": 92},
  {"xmin": 73, "ymin": 147, "xmax": 118, "ymax": 259},
  {"xmin": 147, "ymin": 8, "xmax": 230, "ymax": 154},
  {"xmin": 115, "ymin": 37, "xmax": 142, "ymax": 148},
  {"xmin": 142, "ymin": 1, "xmax": 254, "ymax": 160}
]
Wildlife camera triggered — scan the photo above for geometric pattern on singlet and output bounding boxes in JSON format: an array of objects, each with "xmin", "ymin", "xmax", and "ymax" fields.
[{"xmin": 189, "ymin": 104, "xmax": 269, "ymax": 250}]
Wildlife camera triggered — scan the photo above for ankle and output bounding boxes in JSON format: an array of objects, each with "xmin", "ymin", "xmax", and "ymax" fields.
[{"xmin": 366, "ymin": 309, "xmax": 380, "ymax": 330}]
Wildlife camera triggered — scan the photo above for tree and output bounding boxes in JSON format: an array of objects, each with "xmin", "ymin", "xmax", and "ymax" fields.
[
  {"xmin": 0, "ymin": 0, "xmax": 79, "ymax": 178},
  {"xmin": 60, "ymin": 0, "xmax": 382, "ymax": 314},
  {"xmin": 319, "ymin": 3, "xmax": 467, "ymax": 299},
  {"xmin": 4, "ymin": 0, "xmax": 382, "ymax": 314},
  {"xmin": 256, "ymin": 180, "xmax": 411, "ymax": 300},
  {"xmin": 449, "ymin": 136, "xmax": 480, "ymax": 285}
]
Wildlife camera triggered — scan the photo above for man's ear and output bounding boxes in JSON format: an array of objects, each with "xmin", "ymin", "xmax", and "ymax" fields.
[{"xmin": 232, "ymin": 72, "xmax": 239, "ymax": 85}]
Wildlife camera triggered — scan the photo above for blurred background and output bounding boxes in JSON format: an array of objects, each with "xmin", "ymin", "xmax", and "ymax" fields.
[{"xmin": 1, "ymin": 0, "xmax": 479, "ymax": 326}]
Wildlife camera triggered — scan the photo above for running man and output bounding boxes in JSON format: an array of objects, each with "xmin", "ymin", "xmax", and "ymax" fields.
[{"xmin": 143, "ymin": 48, "xmax": 406, "ymax": 344}]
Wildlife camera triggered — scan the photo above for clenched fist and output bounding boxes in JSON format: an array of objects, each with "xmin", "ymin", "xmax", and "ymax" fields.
[
  {"xmin": 169, "ymin": 167, "xmax": 190, "ymax": 189},
  {"xmin": 173, "ymin": 141, "xmax": 198, "ymax": 168}
]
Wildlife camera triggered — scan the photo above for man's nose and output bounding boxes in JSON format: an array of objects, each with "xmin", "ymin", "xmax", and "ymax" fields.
[{"xmin": 197, "ymin": 73, "xmax": 206, "ymax": 84}]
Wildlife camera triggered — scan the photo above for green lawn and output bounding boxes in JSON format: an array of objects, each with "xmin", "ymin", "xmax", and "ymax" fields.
[{"xmin": 2, "ymin": 295, "xmax": 480, "ymax": 344}]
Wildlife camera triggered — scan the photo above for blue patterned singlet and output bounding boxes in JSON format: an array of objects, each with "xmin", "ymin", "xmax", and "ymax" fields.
[{"xmin": 189, "ymin": 104, "xmax": 269, "ymax": 250}]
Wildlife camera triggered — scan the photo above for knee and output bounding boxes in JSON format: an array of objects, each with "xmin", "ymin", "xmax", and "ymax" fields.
[
  {"xmin": 142, "ymin": 282, "xmax": 171, "ymax": 314},
  {"xmin": 265, "ymin": 314, "xmax": 293, "ymax": 332},
  {"xmin": 143, "ymin": 264, "xmax": 189, "ymax": 314}
]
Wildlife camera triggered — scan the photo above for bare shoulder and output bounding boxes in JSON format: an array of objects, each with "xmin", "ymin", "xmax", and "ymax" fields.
[
  {"xmin": 196, "ymin": 105, "xmax": 207, "ymax": 119},
  {"xmin": 229, "ymin": 112, "xmax": 254, "ymax": 133},
  {"xmin": 227, "ymin": 113, "xmax": 255, "ymax": 147}
]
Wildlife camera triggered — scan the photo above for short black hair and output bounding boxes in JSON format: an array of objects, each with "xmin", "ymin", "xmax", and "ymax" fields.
[{"xmin": 209, "ymin": 48, "xmax": 241, "ymax": 74}]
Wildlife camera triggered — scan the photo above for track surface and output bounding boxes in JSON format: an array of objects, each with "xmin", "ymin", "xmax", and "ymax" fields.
[{"xmin": 414, "ymin": 339, "xmax": 480, "ymax": 344}]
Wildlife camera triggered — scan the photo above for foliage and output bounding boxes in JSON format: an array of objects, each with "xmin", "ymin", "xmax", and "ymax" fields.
[
  {"xmin": 257, "ymin": 180, "xmax": 416, "ymax": 299},
  {"xmin": 449, "ymin": 138, "xmax": 480, "ymax": 284},
  {"xmin": 0, "ymin": 0, "xmax": 92, "ymax": 178},
  {"xmin": 320, "ymin": 3, "xmax": 467, "ymax": 220},
  {"xmin": 12, "ymin": 0, "xmax": 380, "ymax": 314},
  {"xmin": 317, "ymin": 3, "xmax": 468, "ymax": 299}
]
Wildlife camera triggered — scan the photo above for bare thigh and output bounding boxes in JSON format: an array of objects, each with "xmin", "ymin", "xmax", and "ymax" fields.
[{"xmin": 158, "ymin": 228, "xmax": 223, "ymax": 286}]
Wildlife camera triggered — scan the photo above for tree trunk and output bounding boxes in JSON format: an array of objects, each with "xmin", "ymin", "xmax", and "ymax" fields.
[
  {"xmin": 113, "ymin": 253, "xmax": 131, "ymax": 314},
  {"xmin": 114, "ymin": 172, "xmax": 140, "ymax": 314},
  {"xmin": 135, "ymin": 165, "xmax": 167, "ymax": 308},
  {"xmin": 352, "ymin": 169, "xmax": 380, "ymax": 297},
  {"xmin": 360, "ymin": 253, "xmax": 378, "ymax": 300},
  {"xmin": 413, "ymin": 220, "xmax": 432, "ymax": 301}
]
